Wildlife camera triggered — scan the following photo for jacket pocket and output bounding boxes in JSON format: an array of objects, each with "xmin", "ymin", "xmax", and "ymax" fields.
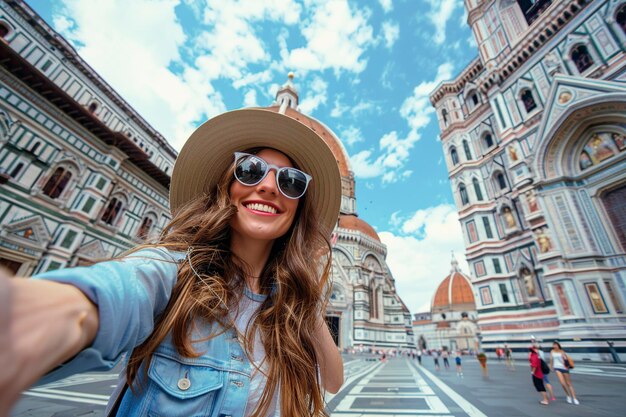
[{"xmin": 147, "ymin": 352, "xmax": 224, "ymax": 417}]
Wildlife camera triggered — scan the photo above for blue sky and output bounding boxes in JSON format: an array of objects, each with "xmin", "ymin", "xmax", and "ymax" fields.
[{"xmin": 27, "ymin": 0, "xmax": 476, "ymax": 313}]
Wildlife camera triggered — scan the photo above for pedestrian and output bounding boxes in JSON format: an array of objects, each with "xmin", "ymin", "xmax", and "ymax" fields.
[
  {"xmin": 442, "ymin": 349, "xmax": 450, "ymax": 369},
  {"xmin": 496, "ymin": 347, "xmax": 503, "ymax": 361},
  {"xmin": 0, "ymin": 108, "xmax": 345, "ymax": 417},
  {"xmin": 417, "ymin": 350, "xmax": 422, "ymax": 365},
  {"xmin": 529, "ymin": 347, "xmax": 549, "ymax": 405},
  {"xmin": 531, "ymin": 337, "xmax": 555, "ymax": 401},
  {"xmin": 433, "ymin": 350, "xmax": 440, "ymax": 371},
  {"xmin": 477, "ymin": 351, "xmax": 488, "ymax": 378},
  {"xmin": 455, "ymin": 351, "xmax": 463, "ymax": 377},
  {"xmin": 504, "ymin": 344, "xmax": 515, "ymax": 370},
  {"xmin": 551, "ymin": 341, "xmax": 580, "ymax": 405}
]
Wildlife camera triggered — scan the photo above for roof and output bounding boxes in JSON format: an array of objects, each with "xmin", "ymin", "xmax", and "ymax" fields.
[
  {"xmin": 432, "ymin": 270, "xmax": 475, "ymax": 310},
  {"xmin": 338, "ymin": 214, "xmax": 380, "ymax": 242}
]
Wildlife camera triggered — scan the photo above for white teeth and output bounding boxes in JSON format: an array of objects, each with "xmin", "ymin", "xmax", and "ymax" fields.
[{"xmin": 245, "ymin": 203, "xmax": 277, "ymax": 214}]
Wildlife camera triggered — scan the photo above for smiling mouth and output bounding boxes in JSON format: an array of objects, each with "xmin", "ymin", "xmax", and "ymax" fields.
[{"xmin": 244, "ymin": 202, "xmax": 279, "ymax": 215}]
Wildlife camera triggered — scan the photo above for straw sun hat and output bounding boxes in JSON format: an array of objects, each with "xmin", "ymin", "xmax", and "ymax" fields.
[{"xmin": 169, "ymin": 108, "xmax": 341, "ymax": 236}]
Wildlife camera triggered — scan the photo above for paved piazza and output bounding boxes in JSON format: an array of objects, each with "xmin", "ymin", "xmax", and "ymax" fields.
[{"xmin": 10, "ymin": 355, "xmax": 626, "ymax": 416}]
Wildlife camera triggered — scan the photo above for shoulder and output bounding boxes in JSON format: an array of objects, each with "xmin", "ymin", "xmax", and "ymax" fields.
[{"xmin": 124, "ymin": 246, "xmax": 185, "ymax": 262}]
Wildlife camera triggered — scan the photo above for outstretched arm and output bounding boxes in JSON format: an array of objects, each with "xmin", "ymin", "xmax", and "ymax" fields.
[
  {"xmin": 313, "ymin": 319, "xmax": 344, "ymax": 393},
  {"xmin": 0, "ymin": 273, "xmax": 98, "ymax": 417}
]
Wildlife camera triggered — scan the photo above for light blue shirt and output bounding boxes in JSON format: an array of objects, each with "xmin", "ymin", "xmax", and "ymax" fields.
[{"xmin": 34, "ymin": 247, "xmax": 267, "ymax": 417}]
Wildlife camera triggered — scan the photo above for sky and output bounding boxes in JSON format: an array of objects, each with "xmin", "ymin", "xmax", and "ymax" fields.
[{"xmin": 27, "ymin": 0, "xmax": 477, "ymax": 313}]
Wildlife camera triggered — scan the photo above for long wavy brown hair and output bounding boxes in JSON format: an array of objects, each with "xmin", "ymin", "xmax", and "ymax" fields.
[{"xmin": 125, "ymin": 150, "xmax": 333, "ymax": 416}]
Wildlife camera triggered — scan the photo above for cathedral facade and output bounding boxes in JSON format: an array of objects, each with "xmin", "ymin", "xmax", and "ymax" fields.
[
  {"xmin": 0, "ymin": 1, "xmax": 414, "ymax": 350},
  {"xmin": 430, "ymin": 0, "xmax": 626, "ymax": 360},
  {"xmin": 0, "ymin": 0, "xmax": 175, "ymax": 275}
]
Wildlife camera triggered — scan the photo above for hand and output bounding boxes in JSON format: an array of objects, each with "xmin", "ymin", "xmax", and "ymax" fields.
[{"xmin": 0, "ymin": 270, "xmax": 98, "ymax": 417}]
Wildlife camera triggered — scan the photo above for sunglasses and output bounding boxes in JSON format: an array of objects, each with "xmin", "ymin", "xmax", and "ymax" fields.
[{"xmin": 233, "ymin": 152, "xmax": 312, "ymax": 199}]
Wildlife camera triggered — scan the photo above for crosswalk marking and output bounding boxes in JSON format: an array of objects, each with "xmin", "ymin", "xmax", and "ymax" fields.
[{"xmin": 331, "ymin": 358, "xmax": 453, "ymax": 416}]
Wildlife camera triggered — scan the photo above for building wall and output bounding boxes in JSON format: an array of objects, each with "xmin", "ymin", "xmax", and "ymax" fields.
[
  {"xmin": 431, "ymin": 0, "xmax": 626, "ymax": 360},
  {"xmin": 0, "ymin": 1, "xmax": 175, "ymax": 275},
  {"xmin": 330, "ymin": 229, "xmax": 414, "ymax": 350}
]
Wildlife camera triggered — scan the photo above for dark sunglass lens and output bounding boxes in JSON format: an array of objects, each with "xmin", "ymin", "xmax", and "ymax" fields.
[
  {"xmin": 236, "ymin": 156, "xmax": 266, "ymax": 184},
  {"xmin": 278, "ymin": 169, "xmax": 307, "ymax": 198}
]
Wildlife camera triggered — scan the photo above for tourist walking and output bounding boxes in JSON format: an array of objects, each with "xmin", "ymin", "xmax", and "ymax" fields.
[
  {"xmin": 442, "ymin": 349, "xmax": 450, "ymax": 369},
  {"xmin": 0, "ymin": 108, "xmax": 344, "ymax": 417},
  {"xmin": 551, "ymin": 341, "xmax": 580, "ymax": 405},
  {"xmin": 477, "ymin": 351, "xmax": 488, "ymax": 378},
  {"xmin": 529, "ymin": 347, "xmax": 549, "ymax": 405},
  {"xmin": 531, "ymin": 337, "xmax": 555, "ymax": 401},
  {"xmin": 455, "ymin": 351, "xmax": 463, "ymax": 377},
  {"xmin": 504, "ymin": 344, "xmax": 515, "ymax": 370},
  {"xmin": 433, "ymin": 350, "xmax": 440, "ymax": 371}
]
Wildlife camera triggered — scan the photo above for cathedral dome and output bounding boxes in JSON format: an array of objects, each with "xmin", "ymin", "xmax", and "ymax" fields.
[
  {"xmin": 432, "ymin": 256, "xmax": 474, "ymax": 311},
  {"xmin": 338, "ymin": 214, "xmax": 380, "ymax": 242}
]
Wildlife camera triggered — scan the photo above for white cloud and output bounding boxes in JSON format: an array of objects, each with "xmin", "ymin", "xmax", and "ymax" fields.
[
  {"xmin": 351, "ymin": 130, "xmax": 419, "ymax": 184},
  {"xmin": 380, "ymin": 21, "xmax": 400, "ymax": 49},
  {"xmin": 426, "ymin": 0, "xmax": 462, "ymax": 45},
  {"xmin": 380, "ymin": 204, "xmax": 469, "ymax": 313},
  {"xmin": 331, "ymin": 96, "xmax": 348, "ymax": 118},
  {"xmin": 281, "ymin": 0, "xmax": 374, "ymax": 76},
  {"xmin": 350, "ymin": 149, "xmax": 384, "ymax": 178},
  {"xmin": 340, "ymin": 125, "xmax": 364, "ymax": 146},
  {"xmin": 400, "ymin": 62, "xmax": 454, "ymax": 133},
  {"xmin": 298, "ymin": 76, "xmax": 328, "ymax": 114},
  {"xmin": 52, "ymin": 0, "xmax": 304, "ymax": 150},
  {"xmin": 351, "ymin": 63, "xmax": 453, "ymax": 184},
  {"xmin": 379, "ymin": 0, "xmax": 393, "ymax": 13},
  {"xmin": 243, "ymin": 89, "xmax": 259, "ymax": 107}
]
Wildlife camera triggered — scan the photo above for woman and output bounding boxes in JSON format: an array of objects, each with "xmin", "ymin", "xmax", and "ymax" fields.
[
  {"xmin": 0, "ymin": 108, "xmax": 344, "ymax": 417},
  {"xmin": 550, "ymin": 341, "xmax": 579, "ymax": 405}
]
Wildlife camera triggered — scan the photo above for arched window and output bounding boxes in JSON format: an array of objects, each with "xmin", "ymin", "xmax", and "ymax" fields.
[
  {"xmin": 470, "ymin": 93, "xmax": 479, "ymax": 106},
  {"xmin": 463, "ymin": 140, "xmax": 472, "ymax": 160},
  {"xmin": 136, "ymin": 216, "xmax": 154, "ymax": 239},
  {"xmin": 473, "ymin": 178, "xmax": 483, "ymax": 201},
  {"xmin": 441, "ymin": 109, "xmax": 449, "ymax": 126},
  {"xmin": 571, "ymin": 44, "xmax": 594, "ymax": 73},
  {"xmin": 0, "ymin": 23, "xmax": 9, "ymax": 38},
  {"xmin": 9, "ymin": 162, "xmax": 23, "ymax": 178},
  {"xmin": 459, "ymin": 184, "xmax": 469, "ymax": 205},
  {"xmin": 496, "ymin": 172, "xmax": 507, "ymax": 190},
  {"xmin": 101, "ymin": 197, "xmax": 123, "ymax": 225},
  {"xmin": 618, "ymin": 5, "xmax": 626, "ymax": 35},
  {"xmin": 42, "ymin": 167, "xmax": 72, "ymax": 199},
  {"xmin": 483, "ymin": 133, "xmax": 494, "ymax": 149},
  {"xmin": 88, "ymin": 102, "xmax": 98, "ymax": 114},
  {"xmin": 450, "ymin": 147, "xmax": 459, "ymax": 165},
  {"xmin": 520, "ymin": 88, "xmax": 537, "ymax": 112}
]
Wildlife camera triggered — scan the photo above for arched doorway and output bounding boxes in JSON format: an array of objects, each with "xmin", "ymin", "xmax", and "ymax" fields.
[
  {"xmin": 602, "ymin": 184, "xmax": 626, "ymax": 251},
  {"xmin": 325, "ymin": 316, "xmax": 340, "ymax": 346}
]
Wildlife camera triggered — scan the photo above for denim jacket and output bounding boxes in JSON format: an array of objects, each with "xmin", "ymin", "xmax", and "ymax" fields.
[{"xmin": 34, "ymin": 247, "xmax": 260, "ymax": 417}]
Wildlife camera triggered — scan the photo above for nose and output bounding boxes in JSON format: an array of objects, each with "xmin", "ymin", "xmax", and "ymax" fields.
[{"xmin": 256, "ymin": 168, "xmax": 278, "ymax": 196}]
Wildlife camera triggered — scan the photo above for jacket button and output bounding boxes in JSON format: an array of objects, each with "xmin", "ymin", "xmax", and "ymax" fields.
[{"xmin": 177, "ymin": 378, "xmax": 191, "ymax": 390}]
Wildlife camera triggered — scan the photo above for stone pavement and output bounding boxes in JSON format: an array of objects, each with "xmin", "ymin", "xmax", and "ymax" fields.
[{"xmin": 10, "ymin": 355, "xmax": 626, "ymax": 416}]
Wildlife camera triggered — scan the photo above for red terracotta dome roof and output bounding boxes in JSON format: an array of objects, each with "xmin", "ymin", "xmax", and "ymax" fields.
[
  {"xmin": 432, "ymin": 271, "xmax": 475, "ymax": 309},
  {"xmin": 338, "ymin": 214, "xmax": 380, "ymax": 242},
  {"xmin": 262, "ymin": 106, "xmax": 351, "ymax": 177}
]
